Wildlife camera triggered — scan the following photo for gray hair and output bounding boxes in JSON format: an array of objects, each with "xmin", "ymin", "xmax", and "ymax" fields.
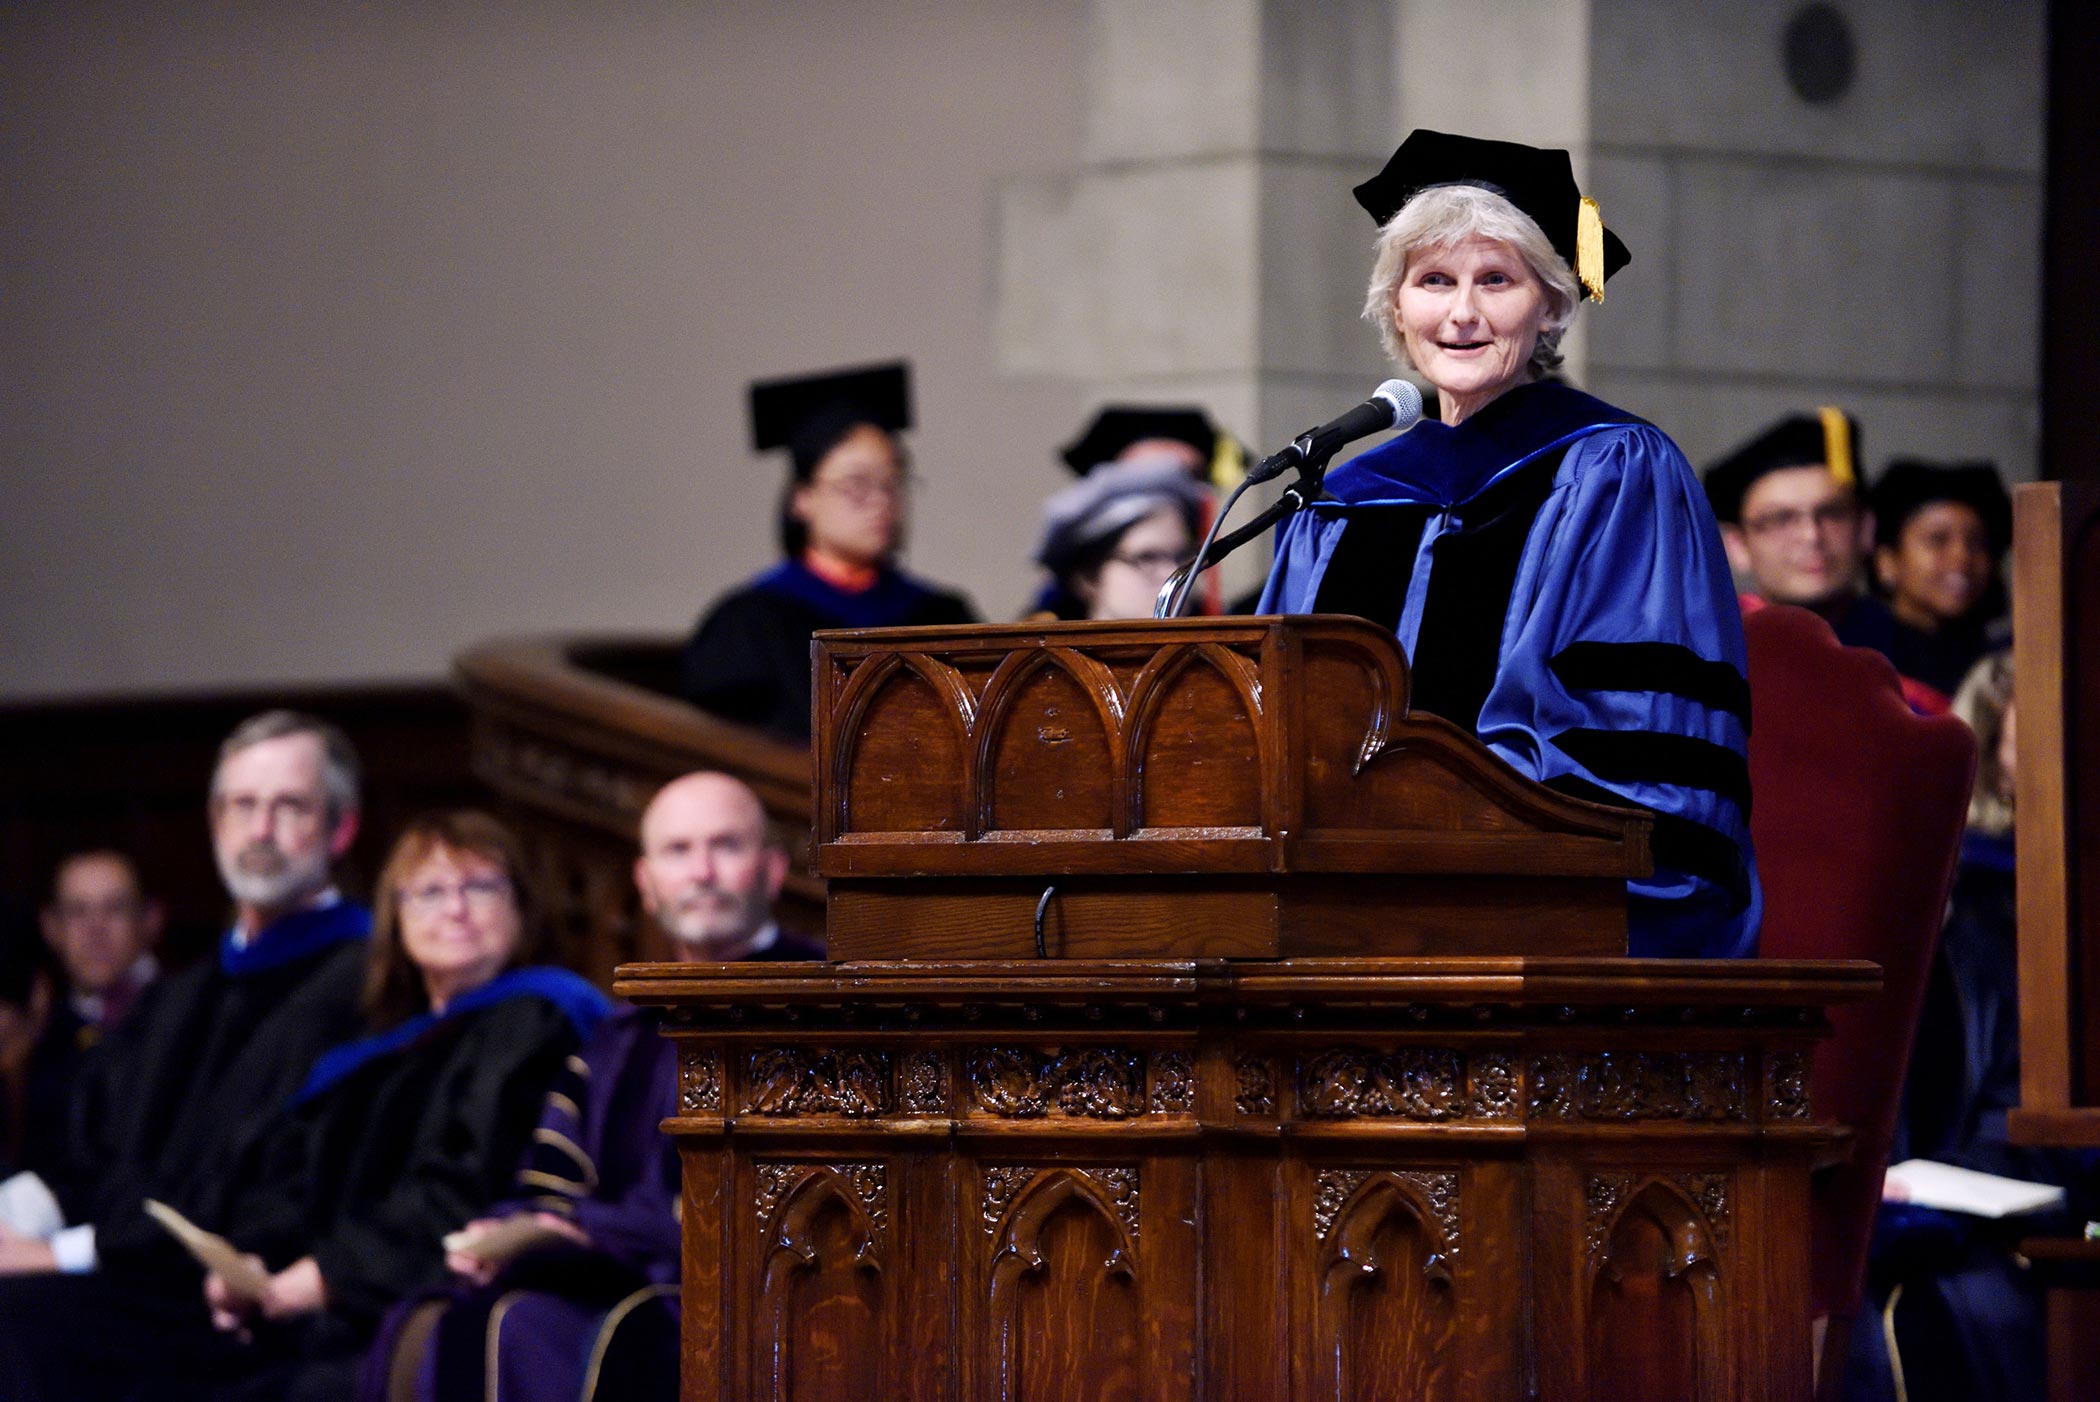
[
  {"xmin": 212, "ymin": 709, "xmax": 363, "ymax": 821},
  {"xmin": 1361, "ymin": 183, "xmax": 1584, "ymax": 378}
]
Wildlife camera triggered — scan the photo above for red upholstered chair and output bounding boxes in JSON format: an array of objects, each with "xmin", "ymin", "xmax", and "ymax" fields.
[{"xmin": 1743, "ymin": 605, "xmax": 1977, "ymax": 1397}]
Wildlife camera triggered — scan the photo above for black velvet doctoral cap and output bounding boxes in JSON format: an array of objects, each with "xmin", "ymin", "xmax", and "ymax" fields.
[
  {"xmin": 1869, "ymin": 460, "xmax": 2013, "ymax": 554},
  {"xmin": 747, "ymin": 361, "xmax": 913, "ymax": 459},
  {"xmin": 1703, "ymin": 411, "xmax": 1862, "ymax": 524},
  {"xmin": 1059, "ymin": 405, "xmax": 1220, "ymax": 476},
  {"xmin": 1352, "ymin": 130, "xmax": 1631, "ymax": 295}
]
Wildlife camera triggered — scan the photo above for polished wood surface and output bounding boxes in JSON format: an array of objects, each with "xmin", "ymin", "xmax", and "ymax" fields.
[
  {"xmin": 455, "ymin": 635, "xmax": 821, "ymax": 983},
  {"xmin": 812, "ymin": 617, "xmax": 1649, "ymax": 961},
  {"xmin": 2010, "ymin": 483, "xmax": 2100, "ymax": 1144},
  {"xmin": 620, "ymin": 956, "xmax": 1874, "ymax": 1402}
]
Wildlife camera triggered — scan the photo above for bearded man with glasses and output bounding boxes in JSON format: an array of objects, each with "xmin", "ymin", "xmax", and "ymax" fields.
[{"xmin": 0, "ymin": 710, "xmax": 373, "ymax": 1398}]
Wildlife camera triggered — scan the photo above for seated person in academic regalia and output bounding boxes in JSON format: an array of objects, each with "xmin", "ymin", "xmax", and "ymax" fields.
[
  {"xmin": 1259, "ymin": 129, "xmax": 1757, "ymax": 958},
  {"xmin": 1861, "ymin": 460, "xmax": 2012, "ymax": 709},
  {"xmin": 9, "ymin": 851, "xmax": 163, "ymax": 1198},
  {"xmin": 183, "ymin": 810, "xmax": 609, "ymax": 1402},
  {"xmin": 1030, "ymin": 459, "xmax": 1209, "ymax": 622},
  {"xmin": 1841, "ymin": 652, "xmax": 2093, "ymax": 1402},
  {"xmin": 1052, "ymin": 405, "xmax": 1238, "ymax": 614},
  {"xmin": 680, "ymin": 361, "xmax": 978, "ymax": 740},
  {"xmin": 360, "ymin": 772, "xmax": 804, "ymax": 1402},
  {"xmin": 0, "ymin": 711, "xmax": 374, "ymax": 1402},
  {"xmin": 1702, "ymin": 409, "xmax": 1893, "ymax": 635}
]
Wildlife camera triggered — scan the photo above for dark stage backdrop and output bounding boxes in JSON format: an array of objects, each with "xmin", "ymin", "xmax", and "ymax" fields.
[{"xmin": 0, "ymin": 686, "xmax": 479, "ymax": 987}]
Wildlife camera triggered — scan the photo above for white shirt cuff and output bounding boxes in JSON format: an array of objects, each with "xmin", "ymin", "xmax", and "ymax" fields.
[
  {"xmin": 0, "ymin": 1172, "xmax": 66, "ymax": 1240},
  {"xmin": 50, "ymin": 1224, "xmax": 97, "ymax": 1274}
]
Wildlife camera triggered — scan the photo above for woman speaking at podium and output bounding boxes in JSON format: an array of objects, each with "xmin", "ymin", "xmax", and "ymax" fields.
[{"xmin": 1258, "ymin": 131, "xmax": 1758, "ymax": 960}]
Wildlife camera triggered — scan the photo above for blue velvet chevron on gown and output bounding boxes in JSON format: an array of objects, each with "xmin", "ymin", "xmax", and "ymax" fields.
[{"xmin": 1258, "ymin": 379, "xmax": 1759, "ymax": 959}]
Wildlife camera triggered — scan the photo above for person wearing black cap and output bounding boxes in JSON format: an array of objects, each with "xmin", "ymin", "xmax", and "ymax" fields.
[
  {"xmin": 1704, "ymin": 409, "xmax": 1880, "ymax": 622},
  {"xmin": 1865, "ymin": 460, "xmax": 2012, "ymax": 705},
  {"xmin": 1058, "ymin": 406, "xmax": 1226, "ymax": 481},
  {"xmin": 1031, "ymin": 461, "xmax": 1209, "ymax": 622},
  {"xmin": 1259, "ymin": 130, "xmax": 1757, "ymax": 960},
  {"xmin": 679, "ymin": 362, "xmax": 978, "ymax": 740}
]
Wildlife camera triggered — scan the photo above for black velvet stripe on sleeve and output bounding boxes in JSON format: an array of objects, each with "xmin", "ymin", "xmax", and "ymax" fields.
[
  {"xmin": 1548, "ymin": 641, "xmax": 1752, "ymax": 731},
  {"xmin": 1544, "ymin": 774, "xmax": 1751, "ymax": 910},
  {"xmin": 1550, "ymin": 727, "xmax": 1753, "ymax": 813}
]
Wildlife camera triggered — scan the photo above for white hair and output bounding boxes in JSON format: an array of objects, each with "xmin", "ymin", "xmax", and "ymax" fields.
[{"xmin": 1361, "ymin": 183, "xmax": 1584, "ymax": 378}]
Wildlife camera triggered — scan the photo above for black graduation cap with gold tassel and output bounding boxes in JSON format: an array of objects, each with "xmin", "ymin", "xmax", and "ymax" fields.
[
  {"xmin": 1351, "ymin": 129, "xmax": 1631, "ymax": 302},
  {"xmin": 1702, "ymin": 408, "xmax": 1860, "ymax": 524}
]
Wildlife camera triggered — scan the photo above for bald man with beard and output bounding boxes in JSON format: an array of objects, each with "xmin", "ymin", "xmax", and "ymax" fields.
[{"xmin": 370, "ymin": 771, "xmax": 821, "ymax": 1402}]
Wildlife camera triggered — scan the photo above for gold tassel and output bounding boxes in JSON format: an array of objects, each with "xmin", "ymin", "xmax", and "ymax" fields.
[
  {"xmin": 1210, "ymin": 430, "xmax": 1246, "ymax": 494},
  {"xmin": 1818, "ymin": 404, "xmax": 1855, "ymax": 487},
  {"xmin": 1576, "ymin": 196, "xmax": 1606, "ymax": 303}
]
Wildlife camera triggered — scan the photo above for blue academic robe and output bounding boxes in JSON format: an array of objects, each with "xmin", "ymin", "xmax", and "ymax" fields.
[{"xmin": 1258, "ymin": 380, "xmax": 1759, "ymax": 959}]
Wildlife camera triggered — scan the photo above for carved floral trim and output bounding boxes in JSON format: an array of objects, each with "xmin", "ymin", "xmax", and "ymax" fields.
[
  {"xmin": 1583, "ymin": 1171, "xmax": 1731, "ymax": 1274},
  {"xmin": 1150, "ymin": 1052, "xmax": 1195, "ymax": 1114},
  {"xmin": 678, "ymin": 1047, "xmax": 722, "ymax": 1113},
  {"xmin": 1469, "ymin": 1054, "xmax": 1520, "ymax": 1119},
  {"xmin": 968, "ymin": 1046, "xmax": 1146, "ymax": 1119},
  {"xmin": 901, "ymin": 1050, "xmax": 946, "ymax": 1114},
  {"xmin": 979, "ymin": 1164, "xmax": 1140, "ymax": 1240},
  {"xmin": 745, "ymin": 1049, "xmax": 892, "ymax": 1116},
  {"xmin": 1299, "ymin": 1048, "xmax": 1464, "ymax": 1120},
  {"xmin": 1313, "ymin": 1168, "xmax": 1460, "ymax": 1259},
  {"xmin": 1764, "ymin": 1050, "xmax": 1812, "ymax": 1120},
  {"xmin": 1531, "ymin": 1052, "xmax": 1747, "ymax": 1122},
  {"xmin": 754, "ymin": 1161, "xmax": 890, "ymax": 1238},
  {"xmin": 1234, "ymin": 1055, "xmax": 1274, "ymax": 1116}
]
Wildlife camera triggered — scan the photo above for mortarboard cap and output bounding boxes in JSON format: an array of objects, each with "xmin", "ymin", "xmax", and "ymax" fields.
[
  {"xmin": 1353, "ymin": 130, "xmax": 1631, "ymax": 301},
  {"xmin": 1058, "ymin": 405, "xmax": 1222, "ymax": 477},
  {"xmin": 1034, "ymin": 460, "xmax": 1211, "ymax": 576},
  {"xmin": 748, "ymin": 361, "xmax": 912, "ymax": 456},
  {"xmin": 1869, "ymin": 460, "xmax": 2013, "ymax": 555},
  {"xmin": 1704, "ymin": 409, "xmax": 1861, "ymax": 524}
]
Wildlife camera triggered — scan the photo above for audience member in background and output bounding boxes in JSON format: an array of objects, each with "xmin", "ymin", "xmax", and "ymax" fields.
[
  {"xmin": 1703, "ymin": 409, "xmax": 1886, "ymax": 638},
  {"xmin": 0, "ymin": 710, "xmax": 373, "ymax": 1396},
  {"xmin": 362, "ymin": 772, "xmax": 798, "ymax": 1402},
  {"xmin": 681, "ymin": 362, "xmax": 977, "ymax": 740},
  {"xmin": 1055, "ymin": 404, "xmax": 1239, "ymax": 612},
  {"xmin": 10, "ymin": 852, "xmax": 163, "ymax": 1198},
  {"xmin": 1031, "ymin": 459, "xmax": 1208, "ymax": 621},
  {"xmin": 177, "ymin": 811, "xmax": 608, "ymax": 1402},
  {"xmin": 1845, "ymin": 651, "xmax": 2083, "ymax": 1402},
  {"xmin": 1865, "ymin": 460, "xmax": 2012, "ymax": 707}
]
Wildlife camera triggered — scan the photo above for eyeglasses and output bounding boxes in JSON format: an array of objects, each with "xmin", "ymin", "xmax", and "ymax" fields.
[
  {"xmin": 399, "ymin": 875, "xmax": 512, "ymax": 913},
  {"xmin": 214, "ymin": 792, "xmax": 325, "ymax": 827},
  {"xmin": 809, "ymin": 474, "xmax": 911, "ymax": 508},
  {"xmin": 1743, "ymin": 504, "xmax": 1857, "ymax": 537},
  {"xmin": 1106, "ymin": 548, "xmax": 1193, "ymax": 576}
]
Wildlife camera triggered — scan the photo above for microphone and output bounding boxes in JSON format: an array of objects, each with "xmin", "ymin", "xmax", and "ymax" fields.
[{"xmin": 1243, "ymin": 379, "xmax": 1424, "ymax": 485}]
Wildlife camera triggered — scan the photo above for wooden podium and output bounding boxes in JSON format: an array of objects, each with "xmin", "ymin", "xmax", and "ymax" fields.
[{"xmin": 617, "ymin": 617, "xmax": 1874, "ymax": 1402}]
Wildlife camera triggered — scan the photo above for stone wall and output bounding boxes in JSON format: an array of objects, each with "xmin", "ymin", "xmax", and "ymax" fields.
[{"xmin": 1583, "ymin": 0, "xmax": 2044, "ymax": 481}]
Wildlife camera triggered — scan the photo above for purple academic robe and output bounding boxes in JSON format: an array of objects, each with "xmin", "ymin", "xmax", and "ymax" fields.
[{"xmin": 359, "ymin": 1005, "xmax": 682, "ymax": 1402}]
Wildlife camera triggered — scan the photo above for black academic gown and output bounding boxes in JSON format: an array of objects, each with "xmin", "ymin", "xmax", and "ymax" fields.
[
  {"xmin": 0, "ymin": 906, "xmax": 370, "ymax": 1402},
  {"xmin": 681, "ymin": 559, "xmax": 977, "ymax": 739},
  {"xmin": 193, "ymin": 988, "xmax": 597, "ymax": 1402}
]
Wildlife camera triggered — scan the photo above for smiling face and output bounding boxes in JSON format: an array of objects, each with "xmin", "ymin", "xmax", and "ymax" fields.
[
  {"xmin": 1724, "ymin": 466, "xmax": 1871, "ymax": 609},
  {"xmin": 1876, "ymin": 500, "xmax": 1995, "ymax": 629},
  {"xmin": 395, "ymin": 844, "xmax": 522, "ymax": 1007},
  {"xmin": 1394, "ymin": 235, "xmax": 1554, "ymax": 424}
]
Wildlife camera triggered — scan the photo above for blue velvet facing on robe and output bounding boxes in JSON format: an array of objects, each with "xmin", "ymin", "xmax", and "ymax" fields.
[{"xmin": 1258, "ymin": 380, "xmax": 1760, "ymax": 959}]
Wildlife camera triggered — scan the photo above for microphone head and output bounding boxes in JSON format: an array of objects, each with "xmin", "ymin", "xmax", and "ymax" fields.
[{"xmin": 1372, "ymin": 378, "xmax": 1425, "ymax": 431}]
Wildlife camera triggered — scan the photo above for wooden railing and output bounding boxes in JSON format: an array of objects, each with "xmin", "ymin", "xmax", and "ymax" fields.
[{"xmin": 455, "ymin": 635, "xmax": 819, "ymax": 986}]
